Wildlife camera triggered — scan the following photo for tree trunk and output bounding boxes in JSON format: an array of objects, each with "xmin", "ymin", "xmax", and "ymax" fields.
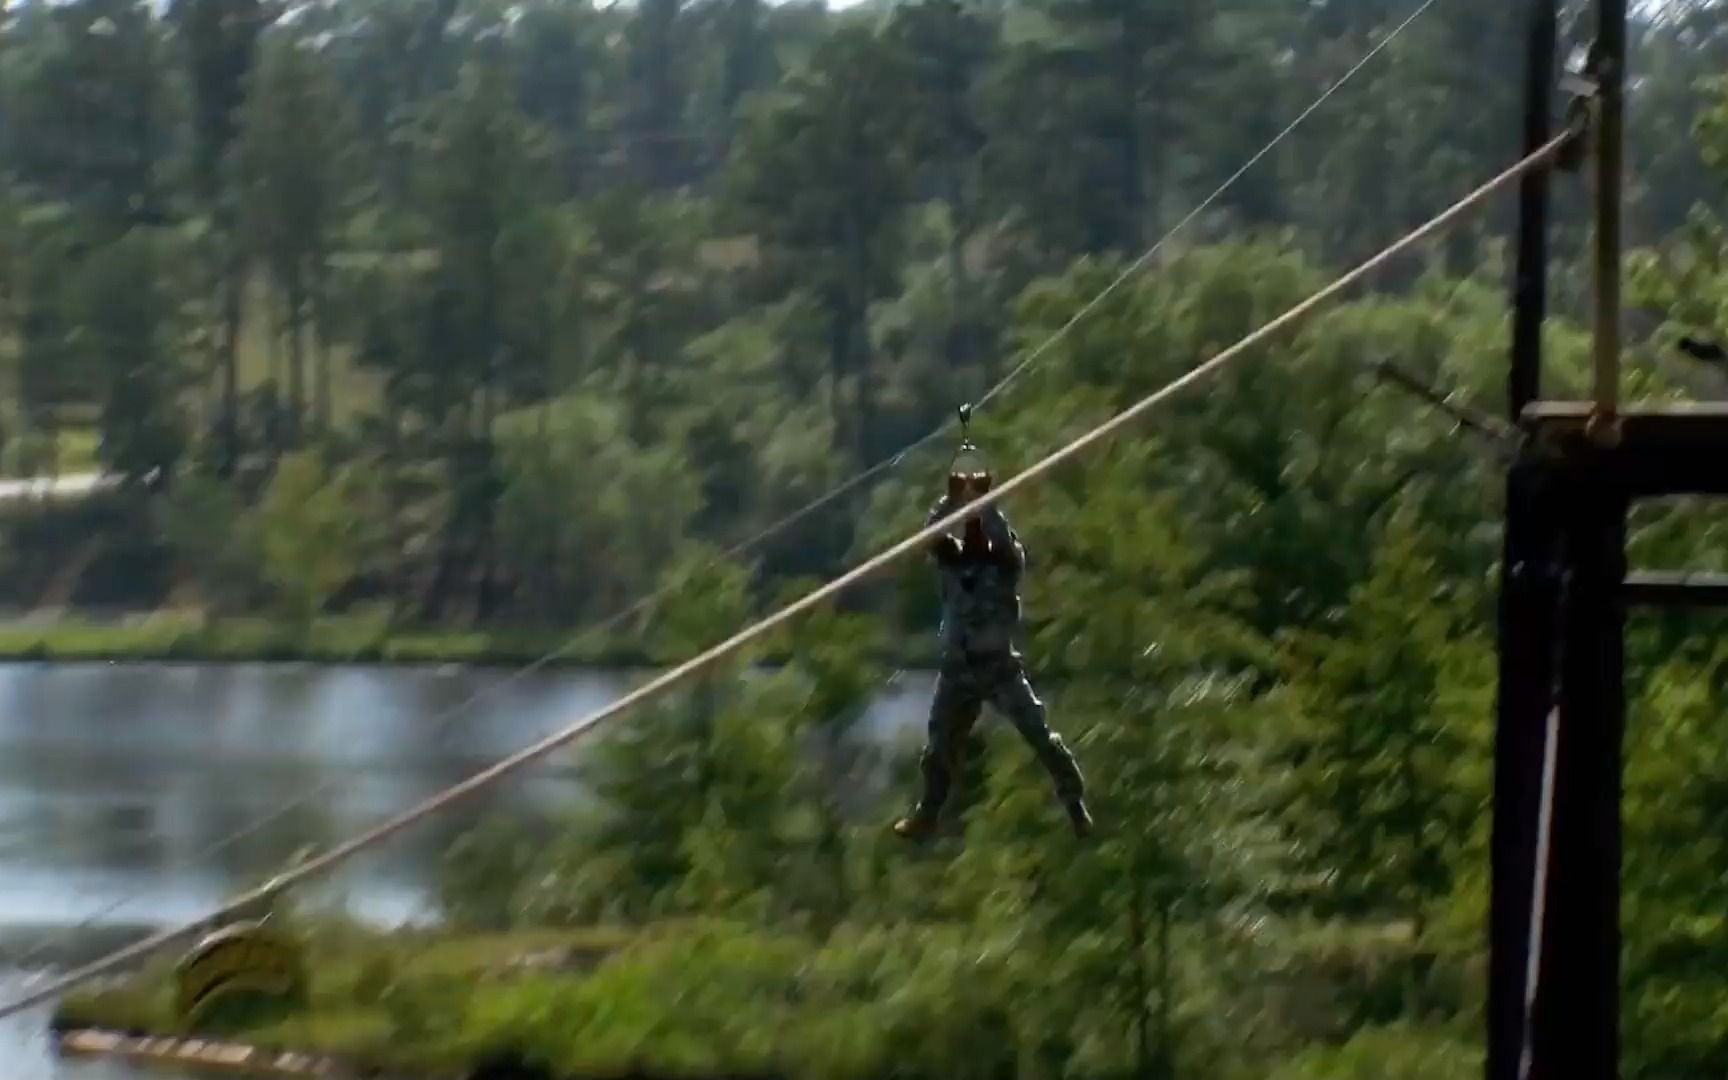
[
  {"xmin": 267, "ymin": 288, "xmax": 283, "ymax": 391},
  {"xmin": 818, "ymin": 720, "xmax": 851, "ymax": 933},
  {"xmin": 312, "ymin": 285, "xmax": 332, "ymax": 434},
  {"xmin": 537, "ymin": 403, "xmax": 560, "ymax": 620},
  {"xmin": 945, "ymin": 165, "xmax": 982, "ymax": 386},
  {"xmin": 1158, "ymin": 900, "xmax": 1176, "ymax": 1078},
  {"xmin": 219, "ymin": 248, "xmax": 243, "ymax": 475},
  {"xmin": 824, "ymin": 799, "xmax": 849, "ymax": 932},
  {"xmin": 1129, "ymin": 884, "xmax": 1155, "ymax": 1080},
  {"xmin": 475, "ymin": 522, "xmax": 498, "ymax": 620},
  {"xmin": 1116, "ymin": 11, "xmax": 1145, "ymax": 249},
  {"xmin": 826, "ymin": 303, "xmax": 855, "ymax": 561},
  {"xmin": 1143, "ymin": 96, "xmax": 1166, "ymax": 246},
  {"xmin": 843, "ymin": 204, "xmax": 874, "ymax": 469},
  {"xmin": 693, "ymin": 675, "xmax": 717, "ymax": 800},
  {"xmin": 852, "ymin": 316, "xmax": 875, "ymax": 470},
  {"xmin": 43, "ymin": 411, "xmax": 59, "ymax": 483},
  {"xmin": 287, "ymin": 285, "xmax": 307, "ymax": 445}
]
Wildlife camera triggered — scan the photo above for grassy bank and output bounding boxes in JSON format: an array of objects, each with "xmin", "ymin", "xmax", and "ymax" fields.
[
  {"xmin": 0, "ymin": 426, "xmax": 101, "ymax": 479},
  {"xmin": 53, "ymin": 916, "xmax": 1043, "ymax": 1077},
  {"xmin": 49, "ymin": 918, "xmax": 942, "ymax": 1079},
  {"xmin": 51, "ymin": 916, "xmax": 1480, "ymax": 1080},
  {"xmin": 0, "ymin": 612, "xmax": 943, "ymax": 670},
  {"xmin": 0, "ymin": 613, "xmax": 654, "ymax": 668},
  {"xmin": 53, "ymin": 922, "xmax": 643, "ymax": 1077}
]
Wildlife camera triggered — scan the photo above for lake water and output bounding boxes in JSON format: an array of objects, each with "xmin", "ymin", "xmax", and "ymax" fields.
[{"xmin": 0, "ymin": 661, "xmax": 933, "ymax": 1078}]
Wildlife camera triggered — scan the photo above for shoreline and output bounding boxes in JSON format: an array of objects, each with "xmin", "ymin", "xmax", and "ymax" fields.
[
  {"xmin": 0, "ymin": 614, "xmax": 938, "ymax": 672},
  {"xmin": 0, "ymin": 615, "xmax": 650, "ymax": 671},
  {"xmin": 45, "ymin": 922, "xmax": 795, "ymax": 1080},
  {"xmin": 54, "ymin": 1026, "xmax": 779, "ymax": 1080},
  {"xmin": 56, "ymin": 1027, "xmax": 402, "ymax": 1079},
  {"xmin": 42, "ymin": 916, "xmax": 1453, "ymax": 1080}
]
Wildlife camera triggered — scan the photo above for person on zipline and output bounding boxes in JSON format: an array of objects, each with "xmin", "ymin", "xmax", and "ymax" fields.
[{"xmin": 893, "ymin": 411, "xmax": 1093, "ymax": 841}]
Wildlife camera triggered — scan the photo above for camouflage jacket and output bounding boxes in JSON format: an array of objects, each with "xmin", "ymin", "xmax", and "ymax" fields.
[{"xmin": 925, "ymin": 497, "xmax": 1026, "ymax": 660}]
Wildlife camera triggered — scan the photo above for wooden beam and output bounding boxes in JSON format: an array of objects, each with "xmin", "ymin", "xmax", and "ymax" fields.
[
  {"xmin": 1590, "ymin": 0, "xmax": 1626, "ymax": 421},
  {"xmin": 1622, "ymin": 571, "xmax": 1728, "ymax": 607},
  {"xmin": 1509, "ymin": 0, "xmax": 1555, "ymax": 422},
  {"xmin": 1521, "ymin": 401, "xmax": 1728, "ymax": 496},
  {"xmin": 1525, "ymin": 399, "xmax": 1728, "ymax": 433}
]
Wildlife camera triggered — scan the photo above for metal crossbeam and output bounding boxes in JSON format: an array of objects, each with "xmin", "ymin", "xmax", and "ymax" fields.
[{"xmin": 1622, "ymin": 571, "xmax": 1728, "ymax": 607}]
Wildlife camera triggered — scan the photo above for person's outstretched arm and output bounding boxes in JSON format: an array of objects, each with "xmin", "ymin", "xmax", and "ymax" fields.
[{"xmin": 926, "ymin": 497, "xmax": 963, "ymax": 565}]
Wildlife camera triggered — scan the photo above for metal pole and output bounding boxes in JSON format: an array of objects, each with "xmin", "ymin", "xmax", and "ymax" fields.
[
  {"xmin": 1530, "ymin": 487, "xmax": 1626, "ymax": 1080},
  {"xmin": 1490, "ymin": 463, "xmax": 1562, "ymax": 1080},
  {"xmin": 1590, "ymin": 0, "xmax": 1625, "ymax": 431},
  {"xmin": 1511, "ymin": 0, "xmax": 1555, "ymax": 421},
  {"xmin": 1490, "ymin": 4, "xmax": 1559, "ymax": 1078}
]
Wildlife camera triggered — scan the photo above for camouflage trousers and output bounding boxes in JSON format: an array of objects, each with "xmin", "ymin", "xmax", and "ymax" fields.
[{"xmin": 914, "ymin": 651, "xmax": 1085, "ymax": 817}]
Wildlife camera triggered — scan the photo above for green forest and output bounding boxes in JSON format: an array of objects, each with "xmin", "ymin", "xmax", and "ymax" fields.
[{"xmin": 12, "ymin": 0, "xmax": 1728, "ymax": 1077}]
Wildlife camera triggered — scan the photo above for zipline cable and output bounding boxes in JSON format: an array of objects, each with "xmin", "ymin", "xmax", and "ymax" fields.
[
  {"xmin": 0, "ymin": 126, "xmax": 1579, "ymax": 1022},
  {"xmin": 0, "ymin": 0, "xmax": 1444, "ymax": 978}
]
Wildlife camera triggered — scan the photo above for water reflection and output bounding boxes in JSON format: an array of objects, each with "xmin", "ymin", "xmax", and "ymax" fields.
[
  {"xmin": 0, "ymin": 660, "xmax": 933, "ymax": 1078},
  {"xmin": 0, "ymin": 663, "xmax": 626, "ymax": 927}
]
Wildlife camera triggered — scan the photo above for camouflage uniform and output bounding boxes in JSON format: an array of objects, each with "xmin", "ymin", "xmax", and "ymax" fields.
[{"xmin": 896, "ymin": 496, "xmax": 1089, "ymax": 837}]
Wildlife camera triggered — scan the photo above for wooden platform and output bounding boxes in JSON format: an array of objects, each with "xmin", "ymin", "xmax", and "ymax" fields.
[
  {"xmin": 59, "ymin": 1027, "xmax": 356, "ymax": 1077},
  {"xmin": 1622, "ymin": 570, "xmax": 1728, "ymax": 608},
  {"xmin": 1521, "ymin": 400, "xmax": 1728, "ymax": 496}
]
